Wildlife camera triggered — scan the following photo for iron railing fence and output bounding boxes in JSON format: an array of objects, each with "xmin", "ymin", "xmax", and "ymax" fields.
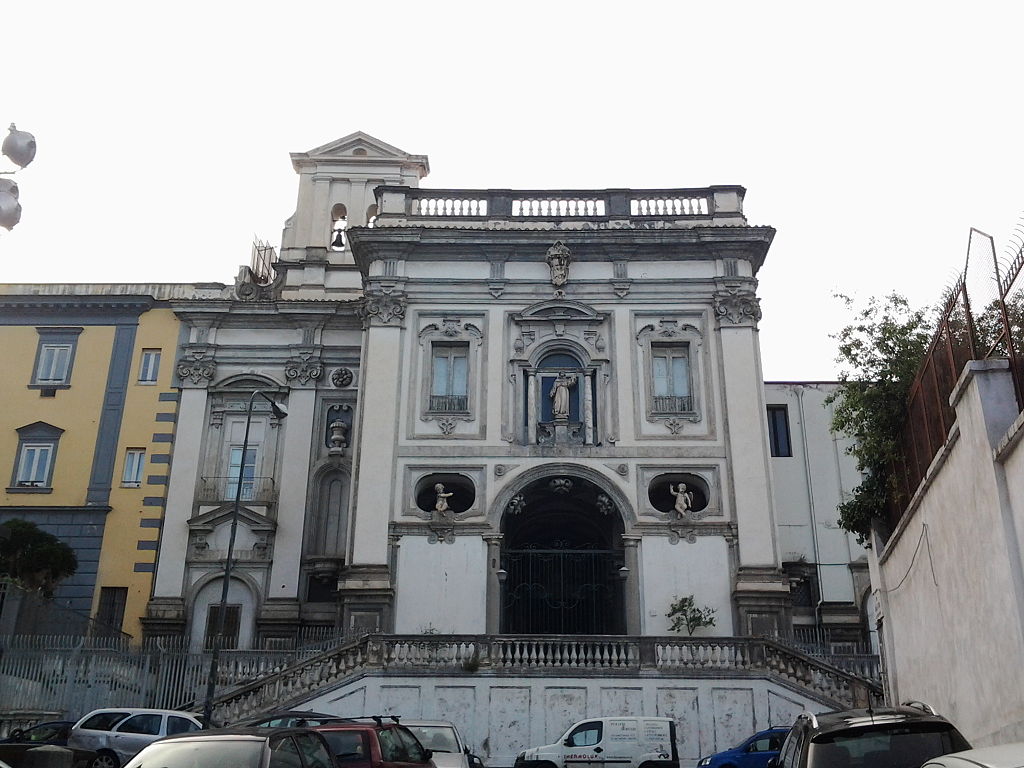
[
  {"xmin": 0, "ymin": 625, "xmax": 375, "ymax": 726},
  {"xmin": 889, "ymin": 226, "xmax": 1024, "ymax": 528}
]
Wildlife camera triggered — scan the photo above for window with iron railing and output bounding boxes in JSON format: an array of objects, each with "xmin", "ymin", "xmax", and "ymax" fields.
[
  {"xmin": 430, "ymin": 343, "xmax": 469, "ymax": 413},
  {"xmin": 651, "ymin": 344, "xmax": 692, "ymax": 413}
]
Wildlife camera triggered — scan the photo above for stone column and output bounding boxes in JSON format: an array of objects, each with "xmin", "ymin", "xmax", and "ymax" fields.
[
  {"xmin": 622, "ymin": 535, "xmax": 642, "ymax": 635},
  {"xmin": 714, "ymin": 285, "xmax": 789, "ymax": 635},
  {"xmin": 145, "ymin": 348, "xmax": 216, "ymax": 638},
  {"xmin": 484, "ymin": 534, "xmax": 504, "ymax": 633},
  {"xmin": 527, "ymin": 371, "xmax": 538, "ymax": 444},
  {"xmin": 583, "ymin": 370, "xmax": 594, "ymax": 445},
  {"xmin": 266, "ymin": 354, "xmax": 321, "ymax": 604},
  {"xmin": 339, "ymin": 292, "xmax": 407, "ymax": 630}
]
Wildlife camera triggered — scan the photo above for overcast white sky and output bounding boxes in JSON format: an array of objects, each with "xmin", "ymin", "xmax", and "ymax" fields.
[{"xmin": 3, "ymin": 1, "xmax": 1022, "ymax": 380}]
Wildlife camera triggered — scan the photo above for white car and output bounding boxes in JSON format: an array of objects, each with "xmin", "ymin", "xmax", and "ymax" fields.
[
  {"xmin": 402, "ymin": 720, "xmax": 480, "ymax": 768},
  {"xmin": 67, "ymin": 707, "xmax": 203, "ymax": 768},
  {"xmin": 922, "ymin": 743, "xmax": 1024, "ymax": 767}
]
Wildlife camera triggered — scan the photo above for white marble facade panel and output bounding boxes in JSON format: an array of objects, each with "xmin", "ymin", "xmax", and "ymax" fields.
[
  {"xmin": 393, "ymin": 535, "xmax": 487, "ymax": 634},
  {"xmin": 639, "ymin": 536, "xmax": 735, "ymax": 635}
]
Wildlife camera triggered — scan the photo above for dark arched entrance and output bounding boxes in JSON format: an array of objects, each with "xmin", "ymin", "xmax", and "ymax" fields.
[{"xmin": 501, "ymin": 476, "xmax": 625, "ymax": 634}]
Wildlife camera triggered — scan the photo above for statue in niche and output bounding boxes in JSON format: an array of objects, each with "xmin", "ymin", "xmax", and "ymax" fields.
[
  {"xmin": 434, "ymin": 483, "xmax": 454, "ymax": 519},
  {"xmin": 669, "ymin": 483, "xmax": 694, "ymax": 519},
  {"xmin": 546, "ymin": 241, "xmax": 572, "ymax": 288},
  {"xmin": 549, "ymin": 371, "xmax": 577, "ymax": 419}
]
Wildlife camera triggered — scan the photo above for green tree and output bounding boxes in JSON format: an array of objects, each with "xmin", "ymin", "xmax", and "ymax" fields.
[
  {"xmin": 0, "ymin": 519, "xmax": 77, "ymax": 597},
  {"xmin": 666, "ymin": 594, "xmax": 717, "ymax": 635},
  {"xmin": 826, "ymin": 293, "xmax": 934, "ymax": 543}
]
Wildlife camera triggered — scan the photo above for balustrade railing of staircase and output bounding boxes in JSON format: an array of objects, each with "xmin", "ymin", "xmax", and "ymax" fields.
[{"xmin": 209, "ymin": 635, "xmax": 883, "ymax": 724}]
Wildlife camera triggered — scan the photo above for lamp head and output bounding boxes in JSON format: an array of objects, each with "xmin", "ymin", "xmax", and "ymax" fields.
[{"xmin": 270, "ymin": 401, "xmax": 288, "ymax": 420}]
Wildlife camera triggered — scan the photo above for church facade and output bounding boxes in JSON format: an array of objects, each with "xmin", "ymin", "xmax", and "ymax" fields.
[{"xmin": 140, "ymin": 132, "xmax": 869, "ymax": 652}]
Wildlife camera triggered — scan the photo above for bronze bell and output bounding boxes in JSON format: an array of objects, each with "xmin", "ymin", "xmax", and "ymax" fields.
[{"xmin": 331, "ymin": 229, "xmax": 345, "ymax": 249}]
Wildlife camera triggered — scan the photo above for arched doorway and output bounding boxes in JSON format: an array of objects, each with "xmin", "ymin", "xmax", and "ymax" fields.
[{"xmin": 501, "ymin": 475, "xmax": 625, "ymax": 634}]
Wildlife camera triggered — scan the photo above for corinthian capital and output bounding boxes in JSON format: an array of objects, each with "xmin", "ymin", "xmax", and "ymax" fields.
[
  {"xmin": 360, "ymin": 291, "xmax": 407, "ymax": 327},
  {"xmin": 714, "ymin": 287, "xmax": 762, "ymax": 327}
]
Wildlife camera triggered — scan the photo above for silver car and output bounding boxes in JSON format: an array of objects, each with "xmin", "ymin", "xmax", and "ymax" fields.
[
  {"xmin": 402, "ymin": 720, "xmax": 482, "ymax": 768},
  {"xmin": 922, "ymin": 743, "xmax": 1024, "ymax": 767},
  {"xmin": 67, "ymin": 707, "xmax": 203, "ymax": 768}
]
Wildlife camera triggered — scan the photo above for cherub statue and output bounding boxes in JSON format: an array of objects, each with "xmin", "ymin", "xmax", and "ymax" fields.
[
  {"xmin": 669, "ymin": 483, "xmax": 694, "ymax": 519},
  {"xmin": 434, "ymin": 483, "xmax": 454, "ymax": 518}
]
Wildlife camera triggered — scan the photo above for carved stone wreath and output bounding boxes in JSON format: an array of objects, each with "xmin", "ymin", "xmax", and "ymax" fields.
[{"xmin": 331, "ymin": 367, "xmax": 354, "ymax": 387}]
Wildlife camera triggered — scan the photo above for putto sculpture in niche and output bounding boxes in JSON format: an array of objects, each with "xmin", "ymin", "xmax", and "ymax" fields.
[
  {"xmin": 434, "ymin": 483, "xmax": 454, "ymax": 519},
  {"xmin": 549, "ymin": 371, "xmax": 577, "ymax": 419},
  {"xmin": 669, "ymin": 483, "xmax": 694, "ymax": 519},
  {"xmin": 546, "ymin": 241, "xmax": 572, "ymax": 289}
]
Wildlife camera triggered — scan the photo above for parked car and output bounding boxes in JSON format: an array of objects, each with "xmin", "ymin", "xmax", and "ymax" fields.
[
  {"xmin": 313, "ymin": 717, "xmax": 433, "ymax": 768},
  {"xmin": 403, "ymin": 720, "xmax": 485, "ymax": 768},
  {"xmin": 698, "ymin": 726, "xmax": 789, "ymax": 768},
  {"xmin": 0, "ymin": 720, "xmax": 74, "ymax": 767},
  {"xmin": 243, "ymin": 711, "xmax": 343, "ymax": 728},
  {"xmin": 121, "ymin": 727, "xmax": 335, "ymax": 768},
  {"xmin": 67, "ymin": 707, "xmax": 204, "ymax": 768},
  {"xmin": 921, "ymin": 743, "xmax": 1024, "ymax": 767},
  {"xmin": 515, "ymin": 717, "xmax": 678, "ymax": 768},
  {"xmin": 769, "ymin": 701, "xmax": 971, "ymax": 768}
]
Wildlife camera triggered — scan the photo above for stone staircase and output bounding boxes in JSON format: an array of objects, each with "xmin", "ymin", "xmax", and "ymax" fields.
[{"xmin": 210, "ymin": 634, "xmax": 883, "ymax": 725}]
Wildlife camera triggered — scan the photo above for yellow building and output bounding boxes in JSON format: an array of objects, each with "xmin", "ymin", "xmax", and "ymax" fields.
[{"xmin": 0, "ymin": 286, "xmax": 192, "ymax": 640}]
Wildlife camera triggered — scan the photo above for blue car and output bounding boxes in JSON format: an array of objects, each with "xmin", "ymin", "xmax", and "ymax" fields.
[{"xmin": 698, "ymin": 727, "xmax": 789, "ymax": 768}]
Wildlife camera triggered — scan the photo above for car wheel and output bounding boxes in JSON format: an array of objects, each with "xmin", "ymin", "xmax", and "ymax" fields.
[{"xmin": 90, "ymin": 750, "xmax": 120, "ymax": 768}]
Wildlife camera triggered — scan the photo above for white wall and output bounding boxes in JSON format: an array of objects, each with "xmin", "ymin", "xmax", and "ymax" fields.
[
  {"xmin": 640, "ymin": 536, "xmax": 734, "ymax": 635},
  {"xmin": 873, "ymin": 363, "xmax": 1024, "ymax": 746},
  {"xmin": 394, "ymin": 536, "xmax": 488, "ymax": 634},
  {"xmin": 301, "ymin": 673, "xmax": 828, "ymax": 767}
]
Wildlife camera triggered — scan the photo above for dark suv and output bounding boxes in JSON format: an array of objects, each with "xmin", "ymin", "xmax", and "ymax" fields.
[
  {"xmin": 769, "ymin": 702, "xmax": 971, "ymax": 768},
  {"xmin": 313, "ymin": 717, "xmax": 434, "ymax": 768}
]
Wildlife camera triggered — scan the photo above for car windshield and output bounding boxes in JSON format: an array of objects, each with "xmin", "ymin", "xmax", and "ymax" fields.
[
  {"xmin": 807, "ymin": 722, "xmax": 971, "ymax": 768},
  {"xmin": 123, "ymin": 739, "xmax": 264, "ymax": 768},
  {"xmin": 22, "ymin": 724, "xmax": 65, "ymax": 742},
  {"xmin": 406, "ymin": 726, "xmax": 459, "ymax": 753}
]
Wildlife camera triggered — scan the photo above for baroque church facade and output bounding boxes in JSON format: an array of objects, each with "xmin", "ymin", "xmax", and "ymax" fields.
[{"xmin": 141, "ymin": 132, "xmax": 869, "ymax": 651}]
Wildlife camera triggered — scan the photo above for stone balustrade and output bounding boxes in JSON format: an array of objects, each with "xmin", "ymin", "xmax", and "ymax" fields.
[
  {"xmin": 211, "ymin": 634, "xmax": 882, "ymax": 724},
  {"xmin": 373, "ymin": 186, "xmax": 745, "ymax": 225}
]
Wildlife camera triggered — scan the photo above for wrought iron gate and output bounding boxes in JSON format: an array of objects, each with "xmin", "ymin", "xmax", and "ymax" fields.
[{"xmin": 502, "ymin": 544, "xmax": 622, "ymax": 634}]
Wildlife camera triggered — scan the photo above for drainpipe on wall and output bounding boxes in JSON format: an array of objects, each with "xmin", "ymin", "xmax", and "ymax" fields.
[{"xmin": 797, "ymin": 387, "xmax": 826, "ymax": 631}]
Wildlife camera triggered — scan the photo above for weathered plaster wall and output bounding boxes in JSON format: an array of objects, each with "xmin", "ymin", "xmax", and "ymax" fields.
[
  {"xmin": 301, "ymin": 673, "xmax": 825, "ymax": 767},
  {"xmin": 639, "ymin": 536, "xmax": 734, "ymax": 635},
  {"xmin": 873, "ymin": 363, "xmax": 1024, "ymax": 746},
  {"xmin": 394, "ymin": 536, "xmax": 488, "ymax": 633}
]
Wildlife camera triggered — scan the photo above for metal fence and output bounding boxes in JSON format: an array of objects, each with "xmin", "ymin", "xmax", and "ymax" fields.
[
  {"xmin": 890, "ymin": 227, "xmax": 1024, "ymax": 526},
  {"xmin": 0, "ymin": 626, "xmax": 371, "ymax": 729}
]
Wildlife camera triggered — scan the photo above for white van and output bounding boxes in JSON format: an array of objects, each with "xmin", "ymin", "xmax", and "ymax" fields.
[{"xmin": 515, "ymin": 717, "xmax": 679, "ymax": 768}]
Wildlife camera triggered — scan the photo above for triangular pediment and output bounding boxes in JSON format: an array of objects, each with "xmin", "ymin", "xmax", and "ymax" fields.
[
  {"xmin": 516, "ymin": 299, "xmax": 604, "ymax": 321},
  {"xmin": 302, "ymin": 131, "xmax": 419, "ymax": 161},
  {"xmin": 188, "ymin": 505, "xmax": 277, "ymax": 533}
]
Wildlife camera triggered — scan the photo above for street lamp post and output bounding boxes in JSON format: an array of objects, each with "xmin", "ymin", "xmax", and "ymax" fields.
[{"xmin": 201, "ymin": 389, "xmax": 287, "ymax": 726}]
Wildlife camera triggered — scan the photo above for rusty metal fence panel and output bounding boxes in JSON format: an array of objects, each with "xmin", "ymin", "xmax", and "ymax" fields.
[{"xmin": 890, "ymin": 227, "xmax": 1024, "ymax": 527}]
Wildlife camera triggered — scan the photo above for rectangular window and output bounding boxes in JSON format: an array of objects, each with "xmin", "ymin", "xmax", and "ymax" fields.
[
  {"xmin": 95, "ymin": 586, "xmax": 128, "ymax": 635},
  {"xmin": 226, "ymin": 446, "xmax": 258, "ymax": 501},
  {"xmin": 651, "ymin": 344, "xmax": 691, "ymax": 413},
  {"xmin": 430, "ymin": 343, "xmax": 469, "ymax": 412},
  {"xmin": 767, "ymin": 405, "xmax": 793, "ymax": 457},
  {"xmin": 31, "ymin": 328, "xmax": 82, "ymax": 388},
  {"xmin": 204, "ymin": 604, "xmax": 241, "ymax": 650},
  {"xmin": 122, "ymin": 448, "xmax": 146, "ymax": 487},
  {"xmin": 138, "ymin": 349, "xmax": 161, "ymax": 383},
  {"xmin": 16, "ymin": 443, "xmax": 53, "ymax": 487},
  {"xmin": 36, "ymin": 344, "xmax": 73, "ymax": 383}
]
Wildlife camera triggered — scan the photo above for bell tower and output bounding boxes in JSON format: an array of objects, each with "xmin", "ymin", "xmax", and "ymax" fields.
[{"xmin": 278, "ymin": 132, "xmax": 429, "ymax": 297}]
